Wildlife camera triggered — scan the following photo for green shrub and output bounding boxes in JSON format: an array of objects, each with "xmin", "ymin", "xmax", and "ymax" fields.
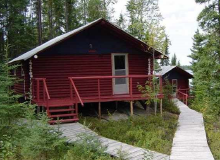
[
  {"xmin": 80, "ymin": 113, "xmax": 178, "ymax": 155},
  {"xmin": 63, "ymin": 134, "xmax": 116, "ymax": 160},
  {"xmin": 18, "ymin": 114, "xmax": 68, "ymax": 160},
  {"xmin": 162, "ymin": 79, "xmax": 180, "ymax": 115}
]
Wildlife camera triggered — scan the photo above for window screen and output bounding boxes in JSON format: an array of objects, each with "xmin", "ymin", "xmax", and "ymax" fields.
[{"xmin": 114, "ymin": 56, "xmax": 125, "ymax": 70}]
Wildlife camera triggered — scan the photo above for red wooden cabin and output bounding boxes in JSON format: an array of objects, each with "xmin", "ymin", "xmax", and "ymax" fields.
[
  {"xmin": 156, "ymin": 66, "xmax": 193, "ymax": 105},
  {"xmin": 10, "ymin": 18, "xmax": 165, "ymax": 124}
]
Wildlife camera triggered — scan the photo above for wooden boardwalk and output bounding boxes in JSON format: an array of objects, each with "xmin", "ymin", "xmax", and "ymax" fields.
[
  {"xmin": 170, "ymin": 99, "xmax": 214, "ymax": 160},
  {"xmin": 55, "ymin": 123, "xmax": 169, "ymax": 160}
]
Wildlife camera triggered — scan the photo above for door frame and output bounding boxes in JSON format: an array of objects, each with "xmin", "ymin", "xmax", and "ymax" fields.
[{"xmin": 111, "ymin": 53, "xmax": 129, "ymax": 95}]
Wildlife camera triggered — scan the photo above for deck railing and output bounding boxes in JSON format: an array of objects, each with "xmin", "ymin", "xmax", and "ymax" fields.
[
  {"xmin": 32, "ymin": 78, "xmax": 51, "ymax": 104},
  {"xmin": 68, "ymin": 75, "xmax": 163, "ymax": 103},
  {"xmin": 177, "ymin": 89, "xmax": 188, "ymax": 105}
]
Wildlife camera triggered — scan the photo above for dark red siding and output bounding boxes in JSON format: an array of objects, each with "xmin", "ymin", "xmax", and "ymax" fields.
[
  {"xmin": 31, "ymin": 54, "xmax": 151, "ymax": 99},
  {"xmin": 129, "ymin": 54, "xmax": 152, "ymax": 94}
]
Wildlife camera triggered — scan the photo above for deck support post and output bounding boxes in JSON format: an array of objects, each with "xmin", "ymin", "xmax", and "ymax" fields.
[
  {"xmin": 146, "ymin": 104, "xmax": 150, "ymax": 113},
  {"xmin": 115, "ymin": 101, "xmax": 118, "ymax": 110},
  {"xmin": 98, "ymin": 102, "xmax": 101, "ymax": 119},
  {"xmin": 130, "ymin": 101, "xmax": 134, "ymax": 116},
  {"xmin": 37, "ymin": 106, "xmax": 40, "ymax": 114},
  {"xmin": 160, "ymin": 99, "xmax": 163, "ymax": 116}
]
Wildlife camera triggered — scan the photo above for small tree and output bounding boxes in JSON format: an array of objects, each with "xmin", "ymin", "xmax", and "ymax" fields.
[
  {"xmin": 0, "ymin": 44, "xmax": 25, "ymax": 159},
  {"xmin": 0, "ymin": 44, "xmax": 24, "ymax": 128},
  {"xmin": 137, "ymin": 76, "xmax": 160, "ymax": 115}
]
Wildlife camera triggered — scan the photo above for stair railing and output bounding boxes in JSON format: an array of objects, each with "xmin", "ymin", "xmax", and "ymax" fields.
[
  {"xmin": 69, "ymin": 78, "xmax": 84, "ymax": 106},
  {"xmin": 32, "ymin": 78, "xmax": 51, "ymax": 104}
]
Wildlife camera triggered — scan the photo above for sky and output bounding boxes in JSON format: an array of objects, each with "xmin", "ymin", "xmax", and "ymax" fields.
[{"xmin": 114, "ymin": 0, "xmax": 204, "ymax": 65}]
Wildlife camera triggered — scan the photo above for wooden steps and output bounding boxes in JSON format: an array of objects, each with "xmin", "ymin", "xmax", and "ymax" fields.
[
  {"xmin": 47, "ymin": 104, "xmax": 78, "ymax": 124},
  {"xmin": 33, "ymin": 98, "xmax": 79, "ymax": 124},
  {"xmin": 49, "ymin": 108, "xmax": 75, "ymax": 113}
]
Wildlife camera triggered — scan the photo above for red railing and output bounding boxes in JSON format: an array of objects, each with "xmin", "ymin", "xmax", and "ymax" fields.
[
  {"xmin": 69, "ymin": 78, "xmax": 84, "ymax": 106},
  {"xmin": 68, "ymin": 75, "xmax": 163, "ymax": 102},
  {"xmin": 32, "ymin": 78, "xmax": 51, "ymax": 103},
  {"xmin": 178, "ymin": 88, "xmax": 190, "ymax": 95},
  {"xmin": 177, "ymin": 89, "xmax": 188, "ymax": 105}
]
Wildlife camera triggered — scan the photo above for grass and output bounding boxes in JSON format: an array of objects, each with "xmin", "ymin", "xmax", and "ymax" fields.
[
  {"xmin": 80, "ymin": 112, "xmax": 178, "ymax": 155},
  {"xmin": 204, "ymin": 117, "xmax": 220, "ymax": 160}
]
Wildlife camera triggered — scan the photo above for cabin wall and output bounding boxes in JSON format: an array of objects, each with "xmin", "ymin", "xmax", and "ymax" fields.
[
  {"xmin": 162, "ymin": 71, "xmax": 189, "ymax": 90},
  {"xmin": 32, "ymin": 54, "xmax": 151, "ymax": 99}
]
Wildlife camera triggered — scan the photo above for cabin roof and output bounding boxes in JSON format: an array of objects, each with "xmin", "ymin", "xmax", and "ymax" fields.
[
  {"xmin": 156, "ymin": 66, "xmax": 193, "ymax": 78},
  {"xmin": 9, "ymin": 18, "xmax": 165, "ymax": 63}
]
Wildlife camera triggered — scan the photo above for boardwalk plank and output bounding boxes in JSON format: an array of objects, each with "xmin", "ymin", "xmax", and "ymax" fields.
[{"xmin": 170, "ymin": 99, "xmax": 214, "ymax": 160}]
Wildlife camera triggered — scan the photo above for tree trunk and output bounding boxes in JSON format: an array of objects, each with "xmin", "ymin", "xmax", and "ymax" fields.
[
  {"xmin": 65, "ymin": 0, "xmax": 69, "ymax": 32},
  {"xmin": 37, "ymin": 0, "xmax": 42, "ymax": 45},
  {"xmin": 48, "ymin": 0, "xmax": 53, "ymax": 39},
  {"xmin": 83, "ymin": 0, "xmax": 86, "ymax": 25}
]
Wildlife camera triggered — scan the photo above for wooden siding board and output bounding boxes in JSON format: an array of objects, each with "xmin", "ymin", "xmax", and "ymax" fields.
[{"xmin": 31, "ymin": 54, "xmax": 151, "ymax": 99}]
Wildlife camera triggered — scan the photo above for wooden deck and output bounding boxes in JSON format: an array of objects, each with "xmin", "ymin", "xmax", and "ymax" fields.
[
  {"xmin": 34, "ymin": 94, "xmax": 164, "ymax": 107},
  {"xmin": 170, "ymin": 99, "xmax": 214, "ymax": 160},
  {"xmin": 54, "ymin": 123, "xmax": 169, "ymax": 160}
]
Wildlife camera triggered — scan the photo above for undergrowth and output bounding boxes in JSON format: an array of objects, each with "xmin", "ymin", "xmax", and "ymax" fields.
[
  {"xmin": 204, "ymin": 117, "xmax": 220, "ymax": 160},
  {"xmin": 80, "ymin": 112, "xmax": 178, "ymax": 155}
]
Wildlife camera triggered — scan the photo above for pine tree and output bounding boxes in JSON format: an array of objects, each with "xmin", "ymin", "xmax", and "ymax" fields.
[
  {"xmin": 0, "ymin": 45, "xmax": 25, "ymax": 134},
  {"xmin": 64, "ymin": 0, "xmax": 80, "ymax": 32},
  {"xmin": 171, "ymin": 53, "xmax": 177, "ymax": 66},
  {"xmin": 0, "ymin": 0, "xmax": 37, "ymax": 58},
  {"xmin": 161, "ymin": 36, "xmax": 170, "ymax": 66},
  {"xmin": 188, "ymin": 0, "xmax": 220, "ymax": 116}
]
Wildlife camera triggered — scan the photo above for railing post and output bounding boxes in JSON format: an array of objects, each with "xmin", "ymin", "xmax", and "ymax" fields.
[
  {"xmin": 98, "ymin": 79, "xmax": 100, "ymax": 100},
  {"xmin": 159, "ymin": 76, "xmax": 163, "ymax": 94},
  {"xmin": 43, "ymin": 80, "xmax": 45, "ymax": 102},
  {"xmin": 129, "ymin": 77, "xmax": 133, "ymax": 97},
  {"xmin": 186, "ymin": 95, "xmax": 188, "ymax": 106},
  {"xmin": 37, "ymin": 79, "xmax": 39, "ymax": 101},
  {"xmin": 70, "ymin": 78, "xmax": 73, "ymax": 100}
]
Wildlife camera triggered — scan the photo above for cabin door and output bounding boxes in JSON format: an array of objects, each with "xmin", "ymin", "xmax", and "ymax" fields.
[
  {"xmin": 172, "ymin": 79, "xmax": 178, "ymax": 96},
  {"xmin": 112, "ymin": 54, "xmax": 129, "ymax": 95}
]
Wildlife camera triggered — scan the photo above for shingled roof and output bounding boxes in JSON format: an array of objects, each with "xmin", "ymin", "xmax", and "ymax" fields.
[{"xmin": 156, "ymin": 66, "xmax": 193, "ymax": 78}]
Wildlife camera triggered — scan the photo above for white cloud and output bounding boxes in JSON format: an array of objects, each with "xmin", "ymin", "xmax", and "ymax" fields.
[{"xmin": 114, "ymin": 0, "xmax": 205, "ymax": 65}]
